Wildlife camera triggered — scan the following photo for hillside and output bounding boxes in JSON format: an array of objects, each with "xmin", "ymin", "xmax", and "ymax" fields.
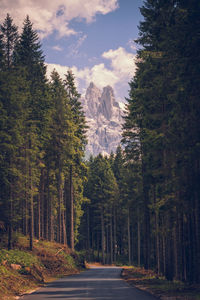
[{"xmin": 0, "ymin": 234, "xmax": 84, "ymax": 300}]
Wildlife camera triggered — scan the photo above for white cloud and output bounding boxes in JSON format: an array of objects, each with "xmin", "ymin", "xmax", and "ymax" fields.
[
  {"xmin": 46, "ymin": 47, "xmax": 136, "ymax": 99},
  {"xmin": 52, "ymin": 45, "xmax": 63, "ymax": 51},
  {"xmin": 68, "ymin": 34, "xmax": 87, "ymax": 57},
  {"xmin": 127, "ymin": 39, "xmax": 138, "ymax": 51},
  {"xmin": 46, "ymin": 63, "xmax": 68, "ymax": 80},
  {"xmin": 0, "ymin": 0, "xmax": 119, "ymax": 38},
  {"xmin": 102, "ymin": 47, "xmax": 136, "ymax": 78}
]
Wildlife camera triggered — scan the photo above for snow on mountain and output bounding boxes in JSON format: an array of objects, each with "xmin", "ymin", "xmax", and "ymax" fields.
[{"xmin": 81, "ymin": 82, "xmax": 124, "ymax": 157}]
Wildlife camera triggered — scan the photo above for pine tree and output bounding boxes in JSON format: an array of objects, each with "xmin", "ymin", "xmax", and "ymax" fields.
[
  {"xmin": 0, "ymin": 14, "xmax": 18, "ymax": 68},
  {"xmin": 64, "ymin": 70, "xmax": 87, "ymax": 250},
  {"xmin": 47, "ymin": 70, "xmax": 75, "ymax": 244},
  {"xmin": 13, "ymin": 15, "xmax": 49, "ymax": 250},
  {"xmin": 0, "ymin": 68, "xmax": 29, "ymax": 249},
  {"xmin": 0, "ymin": 32, "xmax": 5, "ymax": 69}
]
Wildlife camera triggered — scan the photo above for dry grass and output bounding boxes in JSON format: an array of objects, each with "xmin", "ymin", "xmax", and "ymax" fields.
[
  {"xmin": 121, "ymin": 267, "xmax": 200, "ymax": 300},
  {"xmin": 0, "ymin": 235, "xmax": 83, "ymax": 300}
]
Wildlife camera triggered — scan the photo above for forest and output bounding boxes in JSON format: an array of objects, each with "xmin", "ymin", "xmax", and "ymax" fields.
[
  {"xmin": 0, "ymin": 0, "xmax": 200, "ymax": 285},
  {"xmin": 0, "ymin": 14, "xmax": 88, "ymax": 252}
]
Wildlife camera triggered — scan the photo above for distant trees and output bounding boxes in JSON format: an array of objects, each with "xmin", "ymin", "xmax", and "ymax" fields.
[
  {"xmin": 78, "ymin": 148, "xmax": 142, "ymax": 266},
  {"xmin": 0, "ymin": 14, "xmax": 87, "ymax": 251},
  {"xmin": 79, "ymin": 154, "xmax": 118, "ymax": 264}
]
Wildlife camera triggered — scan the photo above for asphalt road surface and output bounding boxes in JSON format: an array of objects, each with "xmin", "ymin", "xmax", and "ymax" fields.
[{"xmin": 21, "ymin": 266, "xmax": 157, "ymax": 300}]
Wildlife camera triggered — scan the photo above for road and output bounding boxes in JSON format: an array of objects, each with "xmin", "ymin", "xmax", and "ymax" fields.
[{"xmin": 21, "ymin": 266, "xmax": 157, "ymax": 300}]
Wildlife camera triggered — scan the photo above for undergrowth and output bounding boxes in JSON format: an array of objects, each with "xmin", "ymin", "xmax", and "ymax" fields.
[
  {"xmin": 122, "ymin": 266, "xmax": 200, "ymax": 300},
  {"xmin": 0, "ymin": 249, "xmax": 40, "ymax": 267},
  {"xmin": 0, "ymin": 234, "xmax": 84, "ymax": 300}
]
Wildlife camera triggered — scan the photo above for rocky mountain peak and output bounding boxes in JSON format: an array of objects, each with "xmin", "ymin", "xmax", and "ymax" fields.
[
  {"xmin": 85, "ymin": 82, "xmax": 101, "ymax": 118},
  {"xmin": 102, "ymin": 85, "xmax": 114, "ymax": 98},
  {"xmin": 81, "ymin": 82, "xmax": 124, "ymax": 157},
  {"xmin": 98, "ymin": 85, "xmax": 115, "ymax": 120},
  {"xmin": 88, "ymin": 82, "xmax": 96, "ymax": 89}
]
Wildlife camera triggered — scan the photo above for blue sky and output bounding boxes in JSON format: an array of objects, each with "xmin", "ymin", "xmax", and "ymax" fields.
[{"xmin": 1, "ymin": 0, "xmax": 144, "ymax": 100}]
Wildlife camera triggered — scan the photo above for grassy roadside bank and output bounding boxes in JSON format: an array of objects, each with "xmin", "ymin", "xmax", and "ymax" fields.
[
  {"xmin": 0, "ymin": 235, "xmax": 85, "ymax": 300},
  {"xmin": 121, "ymin": 267, "xmax": 200, "ymax": 300}
]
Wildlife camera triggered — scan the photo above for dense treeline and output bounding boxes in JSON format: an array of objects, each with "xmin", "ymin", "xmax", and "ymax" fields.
[
  {"xmin": 122, "ymin": 0, "xmax": 200, "ymax": 283},
  {"xmin": 0, "ymin": 14, "xmax": 87, "ymax": 251},
  {"xmin": 78, "ymin": 148, "xmax": 141, "ymax": 266},
  {"xmin": 79, "ymin": 0, "xmax": 200, "ymax": 284}
]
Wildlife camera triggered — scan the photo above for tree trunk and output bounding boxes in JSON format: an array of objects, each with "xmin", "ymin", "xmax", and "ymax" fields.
[
  {"xmin": 24, "ymin": 146, "xmax": 28, "ymax": 236},
  {"xmin": 142, "ymin": 158, "xmax": 151, "ymax": 269},
  {"xmin": 48, "ymin": 194, "xmax": 53, "ymax": 241},
  {"xmin": 101, "ymin": 208, "xmax": 105, "ymax": 264},
  {"xmin": 173, "ymin": 220, "xmax": 178, "ymax": 279},
  {"xmin": 57, "ymin": 159, "xmax": 62, "ymax": 243},
  {"xmin": 69, "ymin": 165, "xmax": 74, "ymax": 250},
  {"xmin": 137, "ymin": 212, "xmax": 141, "ymax": 267},
  {"xmin": 110, "ymin": 213, "xmax": 113, "ymax": 265},
  {"xmin": 155, "ymin": 211, "xmax": 160, "ymax": 274},
  {"xmin": 87, "ymin": 206, "xmax": 90, "ymax": 250},
  {"xmin": 44, "ymin": 170, "xmax": 49, "ymax": 240},
  {"xmin": 29, "ymin": 165, "xmax": 34, "ymax": 251},
  {"xmin": 194, "ymin": 184, "xmax": 200, "ymax": 283},
  {"xmin": 143, "ymin": 186, "xmax": 150, "ymax": 269},
  {"xmin": 47, "ymin": 167, "xmax": 53, "ymax": 242},
  {"xmin": 40, "ymin": 168, "xmax": 45, "ymax": 239},
  {"xmin": 153, "ymin": 183, "xmax": 160, "ymax": 274},
  {"xmin": 128, "ymin": 208, "xmax": 131, "ymax": 265},
  {"xmin": 97, "ymin": 233, "xmax": 100, "ymax": 262},
  {"xmin": 8, "ymin": 184, "xmax": 13, "ymax": 250},
  {"xmin": 62, "ymin": 211, "xmax": 67, "ymax": 245},
  {"xmin": 106, "ymin": 224, "xmax": 109, "ymax": 264},
  {"xmin": 37, "ymin": 193, "xmax": 41, "ymax": 239},
  {"xmin": 113, "ymin": 206, "xmax": 117, "ymax": 263}
]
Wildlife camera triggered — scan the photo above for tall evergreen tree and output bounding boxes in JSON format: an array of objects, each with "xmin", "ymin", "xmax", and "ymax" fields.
[
  {"xmin": 0, "ymin": 68, "xmax": 29, "ymax": 249},
  {"xmin": 64, "ymin": 70, "xmax": 87, "ymax": 250},
  {"xmin": 0, "ymin": 32, "xmax": 5, "ymax": 69},
  {"xmin": 47, "ymin": 70, "xmax": 75, "ymax": 244},
  {"xmin": 0, "ymin": 14, "xmax": 18, "ymax": 68},
  {"xmin": 13, "ymin": 15, "xmax": 49, "ymax": 250}
]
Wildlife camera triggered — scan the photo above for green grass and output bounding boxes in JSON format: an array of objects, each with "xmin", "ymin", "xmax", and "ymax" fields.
[
  {"xmin": 60, "ymin": 252, "xmax": 76, "ymax": 268},
  {"xmin": 0, "ymin": 265, "xmax": 11, "ymax": 275},
  {"xmin": 0, "ymin": 249, "xmax": 39, "ymax": 267},
  {"xmin": 0, "ymin": 234, "xmax": 83, "ymax": 299}
]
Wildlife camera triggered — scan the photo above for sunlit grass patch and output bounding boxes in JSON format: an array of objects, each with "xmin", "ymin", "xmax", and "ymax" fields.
[
  {"xmin": 0, "ymin": 234, "xmax": 82, "ymax": 299},
  {"xmin": 0, "ymin": 249, "xmax": 40, "ymax": 267}
]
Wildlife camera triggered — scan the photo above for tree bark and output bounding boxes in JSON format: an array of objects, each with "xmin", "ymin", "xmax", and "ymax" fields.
[
  {"xmin": 110, "ymin": 213, "xmax": 113, "ymax": 265},
  {"xmin": 69, "ymin": 165, "xmax": 74, "ymax": 250},
  {"xmin": 62, "ymin": 211, "xmax": 67, "ymax": 245},
  {"xmin": 29, "ymin": 165, "xmax": 34, "ymax": 251},
  {"xmin": 8, "ymin": 183, "xmax": 13, "ymax": 250},
  {"xmin": 128, "ymin": 208, "xmax": 131, "ymax": 265},
  {"xmin": 57, "ymin": 159, "xmax": 62, "ymax": 243},
  {"xmin": 101, "ymin": 208, "xmax": 105, "ymax": 264},
  {"xmin": 137, "ymin": 211, "xmax": 141, "ymax": 267},
  {"xmin": 87, "ymin": 206, "xmax": 90, "ymax": 250},
  {"xmin": 113, "ymin": 206, "xmax": 117, "ymax": 263}
]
